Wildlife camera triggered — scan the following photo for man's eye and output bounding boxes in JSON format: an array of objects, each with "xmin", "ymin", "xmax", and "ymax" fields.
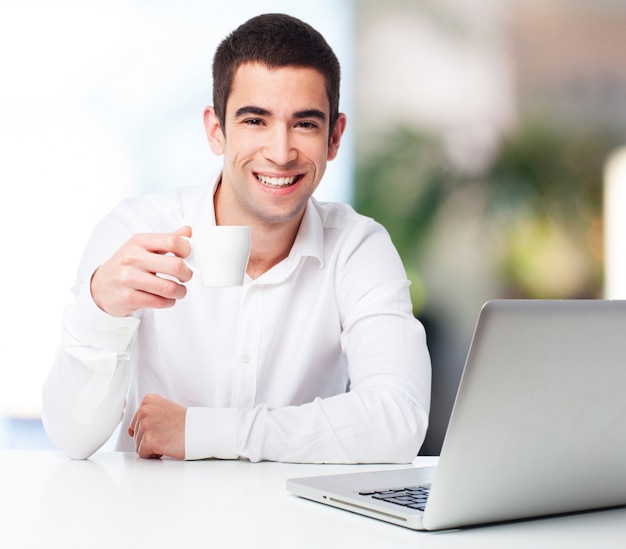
[
  {"xmin": 296, "ymin": 121, "xmax": 318, "ymax": 130},
  {"xmin": 244, "ymin": 118, "xmax": 263, "ymax": 126}
]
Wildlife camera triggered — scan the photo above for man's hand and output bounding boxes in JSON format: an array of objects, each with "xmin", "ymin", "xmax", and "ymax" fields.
[
  {"xmin": 128, "ymin": 394, "xmax": 186, "ymax": 459},
  {"xmin": 91, "ymin": 226, "xmax": 193, "ymax": 317}
]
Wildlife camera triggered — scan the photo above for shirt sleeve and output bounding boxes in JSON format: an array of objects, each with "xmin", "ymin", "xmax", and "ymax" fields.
[{"xmin": 185, "ymin": 220, "xmax": 431, "ymax": 463}]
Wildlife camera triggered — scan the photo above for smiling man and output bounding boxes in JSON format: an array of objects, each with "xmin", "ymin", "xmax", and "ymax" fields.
[
  {"xmin": 42, "ymin": 13, "xmax": 431, "ymax": 463},
  {"xmin": 208, "ymin": 62, "xmax": 345, "ymax": 277}
]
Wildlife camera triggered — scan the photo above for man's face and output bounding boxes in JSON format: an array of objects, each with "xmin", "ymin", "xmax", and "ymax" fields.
[{"xmin": 207, "ymin": 62, "xmax": 345, "ymax": 227}]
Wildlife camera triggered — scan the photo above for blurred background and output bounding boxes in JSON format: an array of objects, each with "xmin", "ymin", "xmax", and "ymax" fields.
[
  {"xmin": 1, "ymin": 0, "xmax": 626, "ymax": 454},
  {"xmin": 354, "ymin": 0, "xmax": 626, "ymax": 453}
]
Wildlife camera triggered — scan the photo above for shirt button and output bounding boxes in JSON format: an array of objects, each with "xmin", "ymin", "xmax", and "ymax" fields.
[
  {"xmin": 116, "ymin": 326, "xmax": 130, "ymax": 335},
  {"xmin": 241, "ymin": 353, "xmax": 252, "ymax": 364}
]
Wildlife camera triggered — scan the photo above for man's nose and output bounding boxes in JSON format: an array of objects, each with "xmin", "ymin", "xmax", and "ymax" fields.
[{"xmin": 263, "ymin": 126, "xmax": 298, "ymax": 166}]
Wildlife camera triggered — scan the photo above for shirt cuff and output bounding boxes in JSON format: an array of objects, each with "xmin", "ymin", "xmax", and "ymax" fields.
[
  {"xmin": 185, "ymin": 407, "xmax": 239, "ymax": 460},
  {"xmin": 67, "ymin": 284, "xmax": 140, "ymax": 352}
]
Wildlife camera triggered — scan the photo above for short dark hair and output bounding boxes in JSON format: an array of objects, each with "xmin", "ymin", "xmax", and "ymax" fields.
[{"xmin": 212, "ymin": 13, "xmax": 341, "ymax": 136}]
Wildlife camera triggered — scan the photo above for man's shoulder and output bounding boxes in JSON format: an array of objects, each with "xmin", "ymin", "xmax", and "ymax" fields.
[{"xmin": 311, "ymin": 198, "xmax": 375, "ymax": 231}]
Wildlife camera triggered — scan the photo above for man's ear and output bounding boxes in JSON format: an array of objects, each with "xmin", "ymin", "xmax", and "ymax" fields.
[
  {"xmin": 327, "ymin": 113, "xmax": 347, "ymax": 161},
  {"xmin": 203, "ymin": 107, "xmax": 225, "ymax": 155}
]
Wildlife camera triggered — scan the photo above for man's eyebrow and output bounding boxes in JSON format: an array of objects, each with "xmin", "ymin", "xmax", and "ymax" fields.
[
  {"xmin": 234, "ymin": 106, "xmax": 327, "ymax": 122},
  {"xmin": 294, "ymin": 109, "xmax": 327, "ymax": 122},
  {"xmin": 235, "ymin": 106, "xmax": 271, "ymax": 118}
]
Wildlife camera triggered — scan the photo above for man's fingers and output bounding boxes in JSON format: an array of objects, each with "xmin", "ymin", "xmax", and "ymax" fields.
[
  {"xmin": 130, "ymin": 229, "xmax": 192, "ymax": 260},
  {"xmin": 127, "ymin": 394, "xmax": 186, "ymax": 460},
  {"xmin": 91, "ymin": 229, "xmax": 194, "ymax": 317},
  {"xmin": 137, "ymin": 433, "xmax": 163, "ymax": 460}
]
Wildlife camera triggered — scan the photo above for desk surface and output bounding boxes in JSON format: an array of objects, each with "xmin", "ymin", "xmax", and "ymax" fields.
[{"xmin": 2, "ymin": 450, "xmax": 626, "ymax": 548}]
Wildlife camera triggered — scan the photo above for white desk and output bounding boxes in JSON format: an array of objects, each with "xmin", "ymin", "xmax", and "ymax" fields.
[{"xmin": 2, "ymin": 450, "xmax": 626, "ymax": 548}]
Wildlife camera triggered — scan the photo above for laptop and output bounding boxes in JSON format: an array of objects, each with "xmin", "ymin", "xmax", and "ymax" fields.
[{"xmin": 287, "ymin": 299, "xmax": 626, "ymax": 530}]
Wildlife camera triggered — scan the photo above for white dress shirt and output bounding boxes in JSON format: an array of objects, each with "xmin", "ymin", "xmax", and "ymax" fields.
[{"xmin": 42, "ymin": 181, "xmax": 431, "ymax": 462}]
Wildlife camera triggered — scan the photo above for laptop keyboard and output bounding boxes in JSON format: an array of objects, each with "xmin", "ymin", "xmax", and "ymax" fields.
[{"xmin": 358, "ymin": 483, "xmax": 431, "ymax": 511}]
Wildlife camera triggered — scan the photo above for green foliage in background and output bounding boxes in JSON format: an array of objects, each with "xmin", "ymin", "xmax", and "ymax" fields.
[
  {"xmin": 354, "ymin": 121, "xmax": 622, "ymax": 309},
  {"xmin": 354, "ymin": 127, "xmax": 453, "ymax": 262}
]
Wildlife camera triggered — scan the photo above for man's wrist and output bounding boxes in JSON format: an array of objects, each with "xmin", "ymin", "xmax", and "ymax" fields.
[{"xmin": 66, "ymin": 284, "xmax": 140, "ymax": 351}]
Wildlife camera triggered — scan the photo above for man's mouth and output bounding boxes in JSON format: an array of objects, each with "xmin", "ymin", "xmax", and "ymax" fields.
[{"xmin": 256, "ymin": 174, "xmax": 300, "ymax": 188}]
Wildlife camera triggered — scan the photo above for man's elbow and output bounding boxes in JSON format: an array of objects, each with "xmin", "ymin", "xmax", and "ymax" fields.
[
  {"xmin": 392, "ymin": 405, "xmax": 429, "ymax": 463},
  {"xmin": 42, "ymin": 411, "xmax": 104, "ymax": 460},
  {"xmin": 357, "ymin": 398, "xmax": 429, "ymax": 464}
]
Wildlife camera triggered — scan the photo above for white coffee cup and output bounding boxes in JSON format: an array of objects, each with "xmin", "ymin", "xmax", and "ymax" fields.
[{"xmin": 182, "ymin": 226, "xmax": 251, "ymax": 287}]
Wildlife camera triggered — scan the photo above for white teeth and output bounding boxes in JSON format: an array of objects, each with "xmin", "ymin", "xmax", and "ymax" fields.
[{"xmin": 257, "ymin": 174, "xmax": 297, "ymax": 187}]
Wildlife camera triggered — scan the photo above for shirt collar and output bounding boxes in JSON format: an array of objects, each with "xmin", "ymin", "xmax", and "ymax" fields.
[{"xmin": 289, "ymin": 197, "xmax": 324, "ymax": 269}]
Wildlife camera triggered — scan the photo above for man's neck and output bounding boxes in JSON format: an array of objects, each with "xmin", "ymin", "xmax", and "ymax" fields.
[{"xmin": 245, "ymin": 222, "xmax": 300, "ymax": 279}]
